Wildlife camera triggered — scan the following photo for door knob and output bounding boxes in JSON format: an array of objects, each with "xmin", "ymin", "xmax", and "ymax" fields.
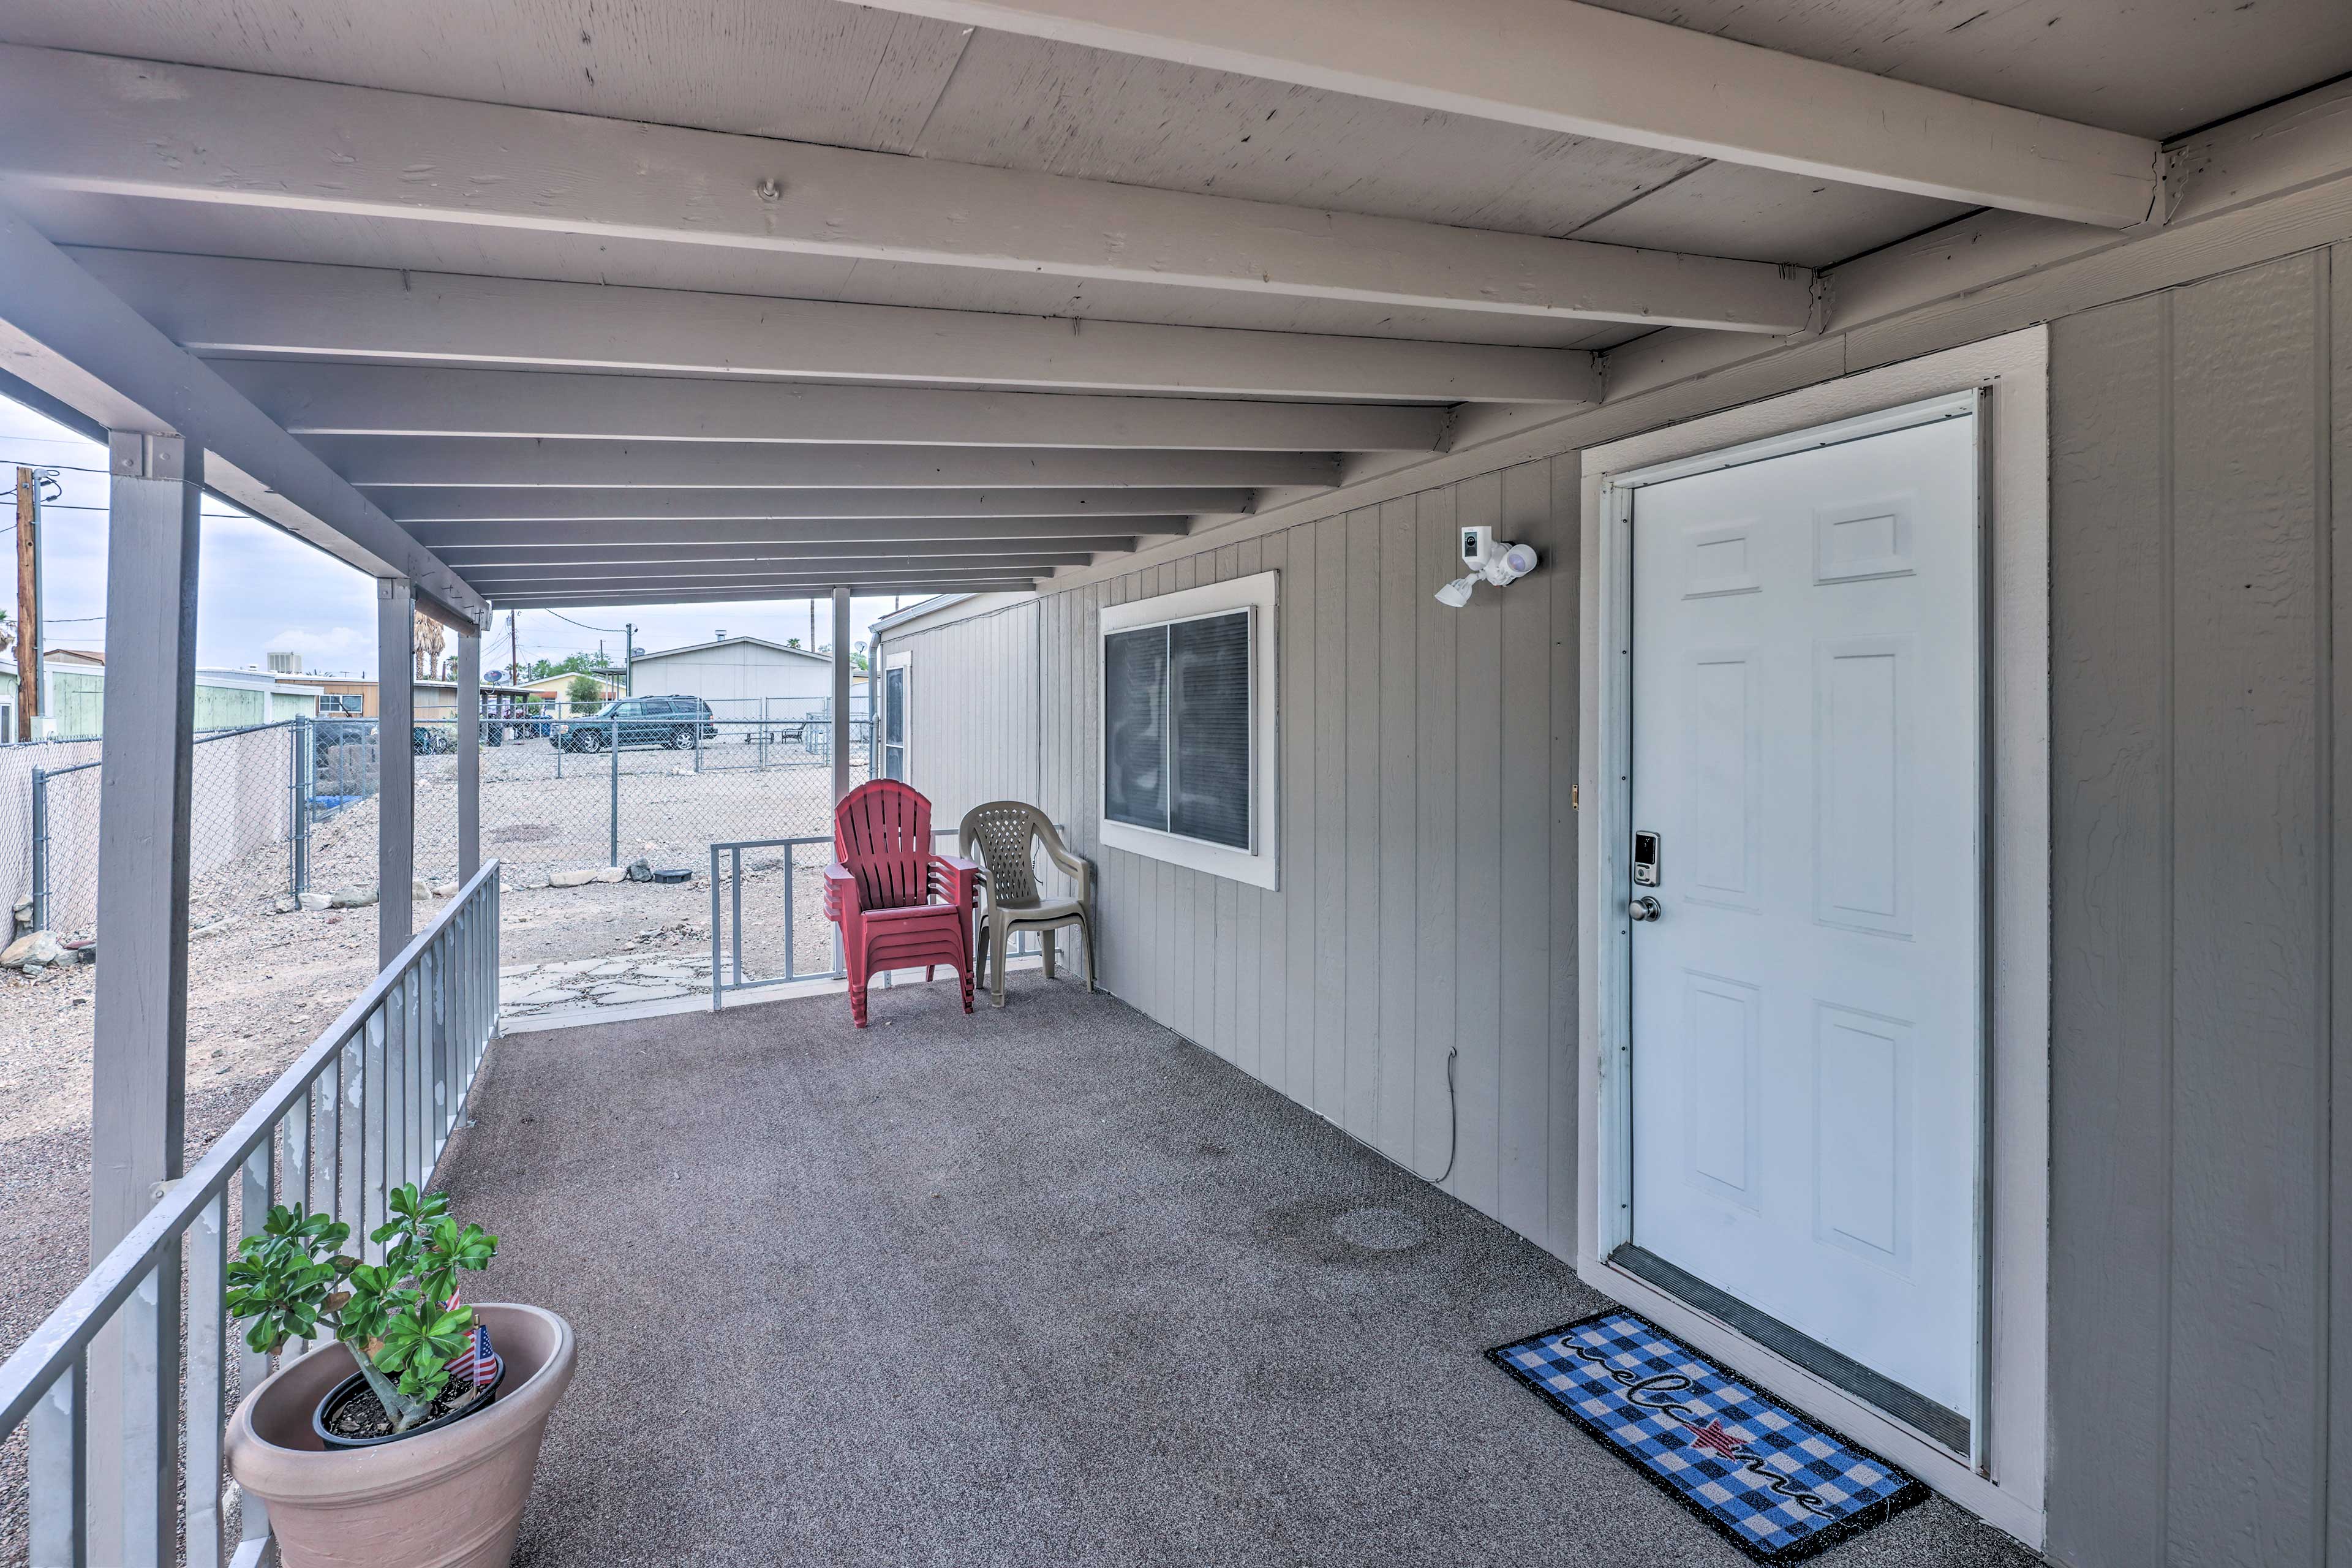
[{"xmin": 1629, "ymin": 896, "xmax": 1662, "ymax": 922}]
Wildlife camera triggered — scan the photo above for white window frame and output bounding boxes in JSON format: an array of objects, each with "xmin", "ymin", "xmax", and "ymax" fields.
[
  {"xmin": 1577, "ymin": 328, "xmax": 2049, "ymax": 1548},
  {"xmin": 1098, "ymin": 570, "xmax": 1280, "ymax": 889}
]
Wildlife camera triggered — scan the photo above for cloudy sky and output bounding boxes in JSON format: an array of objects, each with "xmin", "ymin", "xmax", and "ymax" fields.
[{"xmin": 0, "ymin": 394, "xmax": 914, "ymax": 680}]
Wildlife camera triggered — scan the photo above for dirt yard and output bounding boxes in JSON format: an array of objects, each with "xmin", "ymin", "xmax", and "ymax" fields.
[{"xmin": 0, "ymin": 734, "xmax": 861, "ymax": 1560}]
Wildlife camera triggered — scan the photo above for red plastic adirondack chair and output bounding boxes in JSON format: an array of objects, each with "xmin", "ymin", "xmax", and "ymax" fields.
[{"xmin": 822, "ymin": 780, "xmax": 979, "ymax": 1026}]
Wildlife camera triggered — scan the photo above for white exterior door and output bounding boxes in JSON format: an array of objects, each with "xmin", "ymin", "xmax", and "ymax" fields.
[{"xmin": 1626, "ymin": 409, "xmax": 1981, "ymax": 1444}]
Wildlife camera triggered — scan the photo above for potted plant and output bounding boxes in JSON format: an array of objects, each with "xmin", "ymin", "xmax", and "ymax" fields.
[{"xmin": 223, "ymin": 1184, "xmax": 576, "ymax": 1568}]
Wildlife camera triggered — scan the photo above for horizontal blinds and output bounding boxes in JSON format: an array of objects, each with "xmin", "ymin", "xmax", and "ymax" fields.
[
  {"xmin": 1104, "ymin": 625, "xmax": 1170, "ymax": 832},
  {"xmin": 1168, "ymin": 611, "xmax": 1251, "ymax": 848}
]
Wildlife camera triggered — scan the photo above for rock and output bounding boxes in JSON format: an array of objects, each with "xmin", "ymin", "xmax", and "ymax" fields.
[
  {"xmin": 432, "ymin": 880, "xmax": 461, "ymax": 899},
  {"xmin": 412, "ymin": 876, "xmax": 432, "ymax": 900},
  {"xmin": 298, "ymin": 892, "xmax": 333, "ymax": 912},
  {"xmin": 190, "ymin": 918, "xmax": 235, "ymax": 941},
  {"xmin": 592, "ymin": 982, "xmax": 691, "ymax": 1004},
  {"xmin": 592, "ymin": 866, "xmax": 627, "ymax": 884},
  {"xmin": 1, "ymin": 930, "xmax": 66, "ymax": 970},
  {"xmin": 624, "ymin": 858, "xmax": 654, "ymax": 883},
  {"xmin": 327, "ymin": 885, "xmax": 377, "ymax": 910},
  {"xmin": 271, "ymin": 894, "xmax": 300, "ymax": 915},
  {"xmin": 521, "ymin": 869, "xmax": 551, "ymax": 891},
  {"xmin": 548, "ymin": 867, "xmax": 599, "ymax": 888}
]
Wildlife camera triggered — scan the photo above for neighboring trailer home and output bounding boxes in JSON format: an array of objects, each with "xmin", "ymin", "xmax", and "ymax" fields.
[
  {"xmin": 627, "ymin": 633, "xmax": 833, "ymax": 718},
  {"xmin": 7, "ymin": 6, "xmax": 2352, "ymax": 1564},
  {"xmin": 33, "ymin": 655, "xmax": 320, "ymax": 737}
]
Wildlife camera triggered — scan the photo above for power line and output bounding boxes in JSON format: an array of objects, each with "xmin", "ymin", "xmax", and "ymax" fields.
[{"xmin": 542, "ymin": 609, "xmax": 627, "ymax": 635}]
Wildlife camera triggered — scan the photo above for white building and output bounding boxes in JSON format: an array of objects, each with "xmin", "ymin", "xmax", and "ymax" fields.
[{"xmin": 626, "ymin": 633, "xmax": 834, "ymax": 719}]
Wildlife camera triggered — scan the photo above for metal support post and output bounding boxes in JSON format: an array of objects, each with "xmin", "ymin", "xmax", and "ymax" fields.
[
  {"xmin": 290, "ymin": 715, "xmax": 313, "ymax": 894},
  {"xmin": 609, "ymin": 715, "xmax": 621, "ymax": 865},
  {"xmin": 457, "ymin": 627, "xmax": 481, "ymax": 882},
  {"xmin": 377, "ymin": 579, "xmax": 416, "ymax": 970},
  {"xmin": 28, "ymin": 764, "xmax": 47, "ymax": 932},
  {"xmin": 831, "ymin": 586, "xmax": 852, "ymax": 802},
  {"xmin": 89, "ymin": 429, "xmax": 200, "ymax": 1564}
]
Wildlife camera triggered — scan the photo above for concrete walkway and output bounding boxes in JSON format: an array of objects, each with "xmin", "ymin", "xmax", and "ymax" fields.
[{"xmin": 441, "ymin": 976, "xmax": 2036, "ymax": 1567}]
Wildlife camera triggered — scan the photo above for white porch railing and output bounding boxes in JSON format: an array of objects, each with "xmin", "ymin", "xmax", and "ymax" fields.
[{"xmin": 0, "ymin": 860, "xmax": 503, "ymax": 1567}]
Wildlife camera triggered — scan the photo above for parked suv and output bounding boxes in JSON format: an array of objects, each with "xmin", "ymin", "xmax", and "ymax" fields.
[{"xmin": 549, "ymin": 695, "xmax": 721, "ymax": 752}]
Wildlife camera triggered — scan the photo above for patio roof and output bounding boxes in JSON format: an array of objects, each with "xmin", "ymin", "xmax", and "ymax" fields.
[
  {"xmin": 439, "ymin": 977, "xmax": 2031, "ymax": 1565},
  {"xmin": 0, "ymin": 0, "xmax": 2342, "ymax": 608}
]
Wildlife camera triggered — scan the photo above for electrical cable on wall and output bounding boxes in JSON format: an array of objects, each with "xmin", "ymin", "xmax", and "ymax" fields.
[{"xmin": 1425, "ymin": 1046, "xmax": 1460, "ymax": 1185}]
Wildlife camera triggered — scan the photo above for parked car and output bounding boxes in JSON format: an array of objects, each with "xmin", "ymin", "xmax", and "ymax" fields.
[{"xmin": 548, "ymin": 695, "xmax": 720, "ymax": 752}]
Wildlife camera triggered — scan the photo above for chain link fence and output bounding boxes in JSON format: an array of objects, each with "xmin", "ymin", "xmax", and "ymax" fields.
[
  {"xmin": 23, "ymin": 722, "xmax": 303, "ymax": 940},
  {"xmin": 289, "ymin": 713, "xmax": 873, "ymax": 895},
  {"xmin": 11, "ymin": 710, "xmax": 875, "ymax": 943}
]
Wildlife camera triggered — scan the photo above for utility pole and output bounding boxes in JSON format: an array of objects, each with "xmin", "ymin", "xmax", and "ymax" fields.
[
  {"xmin": 13, "ymin": 467, "xmax": 39, "ymax": 742},
  {"xmin": 808, "ymin": 598, "xmax": 817, "ymax": 652},
  {"xmin": 624, "ymin": 621, "xmax": 635, "ymax": 696},
  {"xmin": 507, "ymin": 609, "xmax": 519, "ymax": 686}
]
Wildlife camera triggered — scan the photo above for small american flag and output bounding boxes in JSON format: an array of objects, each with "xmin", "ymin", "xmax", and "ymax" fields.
[{"xmin": 442, "ymin": 1294, "xmax": 499, "ymax": 1389}]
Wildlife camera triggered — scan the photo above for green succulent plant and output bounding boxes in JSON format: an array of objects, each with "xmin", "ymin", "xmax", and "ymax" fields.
[{"xmin": 227, "ymin": 1183, "xmax": 499, "ymax": 1435}]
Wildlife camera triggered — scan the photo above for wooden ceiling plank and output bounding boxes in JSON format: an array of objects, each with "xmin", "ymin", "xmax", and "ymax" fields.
[
  {"xmin": 840, "ymin": 0, "xmax": 2161, "ymax": 227},
  {"xmin": 214, "ymin": 362, "xmax": 1450, "ymax": 451},
  {"xmin": 384, "ymin": 492, "xmax": 1214, "ymax": 524},
  {"xmin": 0, "ymin": 45, "xmax": 1812, "ymax": 332},
  {"xmin": 307, "ymin": 435, "xmax": 1340, "ymax": 489},
  {"xmin": 67, "ymin": 249, "xmax": 1600, "ymax": 404}
]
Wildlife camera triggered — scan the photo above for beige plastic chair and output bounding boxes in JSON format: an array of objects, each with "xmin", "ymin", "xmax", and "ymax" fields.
[{"xmin": 957, "ymin": 801, "xmax": 1096, "ymax": 1007}]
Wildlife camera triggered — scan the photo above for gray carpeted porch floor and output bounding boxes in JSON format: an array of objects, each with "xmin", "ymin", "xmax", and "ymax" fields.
[{"xmin": 440, "ymin": 973, "xmax": 2037, "ymax": 1567}]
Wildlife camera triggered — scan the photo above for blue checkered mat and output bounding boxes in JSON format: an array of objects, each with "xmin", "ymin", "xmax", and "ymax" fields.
[{"xmin": 1487, "ymin": 1310, "xmax": 1928, "ymax": 1562}]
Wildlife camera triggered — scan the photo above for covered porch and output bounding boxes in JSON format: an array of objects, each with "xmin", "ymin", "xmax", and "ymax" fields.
[{"xmin": 441, "ymin": 974, "xmax": 2022, "ymax": 1567}]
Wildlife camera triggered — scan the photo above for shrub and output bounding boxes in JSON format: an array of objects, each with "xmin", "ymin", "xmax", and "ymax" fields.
[{"xmin": 227, "ymin": 1184, "xmax": 499, "ymax": 1434}]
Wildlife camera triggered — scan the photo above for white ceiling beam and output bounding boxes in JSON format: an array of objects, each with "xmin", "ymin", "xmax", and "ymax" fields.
[
  {"xmin": 374, "ymin": 489, "xmax": 1219, "ymax": 524},
  {"xmin": 444, "ymin": 539, "xmax": 1134, "ymax": 566},
  {"xmin": 69, "ymin": 251, "xmax": 1596, "ymax": 405},
  {"xmin": 309, "ymin": 437, "xmax": 1337, "ymax": 491},
  {"xmin": 488, "ymin": 579, "xmax": 1039, "ymax": 606},
  {"xmin": 0, "ymin": 205, "xmax": 484, "ymax": 620},
  {"xmin": 412, "ymin": 517, "xmax": 1178, "ymax": 548},
  {"xmin": 843, "ymin": 0, "xmax": 2160, "ymax": 228},
  {"xmin": 462, "ymin": 554, "xmax": 1093, "ymax": 586},
  {"xmin": 1, "ymin": 47, "xmax": 1811, "ymax": 334},
  {"xmin": 213, "ymin": 363, "xmax": 1450, "ymax": 453}
]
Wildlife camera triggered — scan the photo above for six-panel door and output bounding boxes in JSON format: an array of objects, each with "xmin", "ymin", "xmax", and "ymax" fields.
[{"xmin": 1627, "ymin": 413, "xmax": 1983, "ymax": 1437}]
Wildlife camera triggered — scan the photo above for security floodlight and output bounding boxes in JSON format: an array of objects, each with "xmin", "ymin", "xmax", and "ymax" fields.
[{"xmin": 1433, "ymin": 529, "xmax": 1539, "ymax": 608}]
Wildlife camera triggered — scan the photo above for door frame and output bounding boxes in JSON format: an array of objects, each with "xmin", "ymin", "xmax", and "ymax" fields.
[{"xmin": 1575, "ymin": 328, "xmax": 2049, "ymax": 1547}]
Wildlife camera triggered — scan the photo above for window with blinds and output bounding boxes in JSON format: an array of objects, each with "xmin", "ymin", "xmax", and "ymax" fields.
[{"xmin": 1104, "ymin": 608, "xmax": 1251, "ymax": 850}]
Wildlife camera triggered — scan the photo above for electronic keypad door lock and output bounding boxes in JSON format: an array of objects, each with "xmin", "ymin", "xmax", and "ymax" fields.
[{"xmin": 1632, "ymin": 830, "xmax": 1661, "ymax": 888}]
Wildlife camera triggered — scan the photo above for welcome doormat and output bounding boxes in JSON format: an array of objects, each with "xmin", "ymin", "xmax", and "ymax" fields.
[{"xmin": 1487, "ymin": 1310, "xmax": 1928, "ymax": 1562}]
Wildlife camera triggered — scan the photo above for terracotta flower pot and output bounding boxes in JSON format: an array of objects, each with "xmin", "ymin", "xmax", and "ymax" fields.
[{"xmin": 226, "ymin": 1303, "xmax": 576, "ymax": 1568}]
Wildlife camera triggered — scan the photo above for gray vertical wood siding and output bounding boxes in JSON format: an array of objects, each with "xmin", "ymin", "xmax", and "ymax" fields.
[
  {"xmin": 2048, "ymin": 247, "xmax": 2348, "ymax": 1568},
  {"xmin": 902, "ymin": 242, "xmax": 2352, "ymax": 1565},
  {"xmin": 1032, "ymin": 469, "xmax": 1581, "ymax": 1256},
  {"xmin": 886, "ymin": 599, "xmax": 1039, "ymax": 832}
]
